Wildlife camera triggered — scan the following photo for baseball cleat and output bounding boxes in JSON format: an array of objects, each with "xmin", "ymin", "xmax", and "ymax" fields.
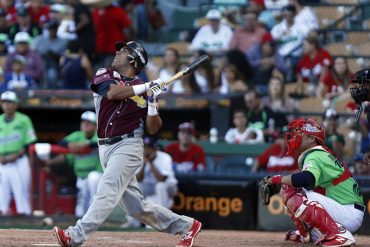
[
  {"xmin": 53, "ymin": 226, "xmax": 71, "ymax": 247},
  {"xmin": 316, "ymin": 229, "xmax": 355, "ymax": 247},
  {"xmin": 175, "ymin": 219, "xmax": 202, "ymax": 247}
]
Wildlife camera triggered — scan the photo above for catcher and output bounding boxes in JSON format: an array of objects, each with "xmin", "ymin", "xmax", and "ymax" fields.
[{"xmin": 258, "ymin": 118, "xmax": 364, "ymax": 247}]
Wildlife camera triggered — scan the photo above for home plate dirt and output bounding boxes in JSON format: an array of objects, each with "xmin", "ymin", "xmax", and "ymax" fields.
[{"xmin": 0, "ymin": 229, "xmax": 369, "ymax": 247}]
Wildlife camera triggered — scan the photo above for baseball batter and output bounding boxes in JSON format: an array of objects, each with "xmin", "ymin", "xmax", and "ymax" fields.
[
  {"xmin": 0, "ymin": 91, "xmax": 37, "ymax": 215},
  {"xmin": 53, "ymin": 41, "xmax": 202, "ymax": 247},
  {"xmin": 259, "ymin": 118, "xmax": 364, "ymax": 247}
]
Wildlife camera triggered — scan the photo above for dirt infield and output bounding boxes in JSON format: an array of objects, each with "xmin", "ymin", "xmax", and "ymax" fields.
[{"xmin": 0, "ymin": 229, "xmax": 369, "ymax": 247}]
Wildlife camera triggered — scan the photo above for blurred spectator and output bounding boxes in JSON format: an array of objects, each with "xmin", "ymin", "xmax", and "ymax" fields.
[
  {"xmin": 5, "ymin": 31, "xmax": 44, "ymax": 84},
  {"xmin": 225, "ymin": 109, "xmax": 264, "ymax": 144},
  {"xmin": 353, "ymin": 153, "xmax": 370, "ymax": 175},
  {"xmin": 249, "ymin": 0, "xmax": 276, "ymax": 30},
  {"xmin": 165, "ymin": 122, "xmax": 206, "ymax": 173},
  {"xmin": 1, "ymin": 54, "xmax": 35, "ymax": 90},
  {"xmin": 158, "ymin": 47, "xmax": 183, "ymax": 93},
  {"xmin": 56, "ymin": 4, "xmax": 77, "ymax": 41},
  {"xmin": 28, "ymin": 0, "xmax": 49, "ymax": 27},
  {"xmin": 189, "ymin": 9, "xmax": 233, "ymax": 56},
  {"xmin": 139, "ymin": 135, "xmax": 177, "ymax": 208},
  {"xmin": 271, "ymin": 4, "xmax": 305, "ymax": 82},
  {"xmin": 92, "ymin": 4, "xmax": 132, "ymax": 68},
  {"xmin": 60, "ymin": 40, "xmax": 93, "ymax": 89},
  {"xmin": 218, "ymin": 49, "xmax": 254, "ymax": 92},
  {"xmin": 66, "ymin": 0, "xmax": 95, "ymax": 59},
  {"xmin": 262, "ymin": 76, "xmax": 296, "ymax": 113},
  {"xmin": 8, "ymin": 7, "xmax": 41, "ymax": 41},
  {"xmin": 32, "ymin": 19, "xmax": 67, "ymax": 88},
  {"xmin": 191, "ymin": 50, "xmax": 216, "ymax": 93},
  {"xmin": 219, "ymin": 64, "xmax": 248, "ymax": 94},
  {"xmin": 316, "ymin": 57, "xmax": 353, "ymax": 99},
  {"xmin": 244, "ymin": 89, "xmax": 284, "ymax": 132},
  {"xmin": 45, "ymin": 111, "xmax": 102, "ymax": 217},
  {"xmin": 323, "ymin": 108, "xmax": 345, "ymax": 160},
  {"xmin": 229, "ymin": 10, "xmax": 266, "ymax": 53},
  {"xmin": 0, "ymin": 33, "xmax": 9, "ymax": 70},
  {"xmin": 296, "ymin": 35, "xmax": 333, "ymax": 95},
  {"xmin": 133, "ymin": 0, "xmax": 149, "ymax": 41},
  {"xmin": 177, "ymin": 62, "xmax": 200, "ymax": 94},
  {"xmin": 248, "ymin": 32, "xmax": 288, "ymax": 94},
  {"xmin": 0, "ymin": 91, "xmax": 37, "ymax": 215},
  {"xmin": 251, "ymin": 130, "xmax": 298, "ymax": 173},
  {"xmin": 0, "ymin": 8, "xmax": 9, "ymax": 34},
  {"xmin": 289, "ymin": 0, "xmax": 318, "ymax": 36},
  {"xmin": 0, "ymin": 0, "xmax": 17, "ymax": 25},
  {"xmin": 147, "ymin": 0, "xmax": 166, "ymax": 41}
]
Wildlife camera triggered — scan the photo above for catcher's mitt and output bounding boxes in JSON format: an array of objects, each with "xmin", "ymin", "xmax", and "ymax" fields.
[{"xmin": 258, "ymin": 177, "xmax": 281, "ymax": 205}]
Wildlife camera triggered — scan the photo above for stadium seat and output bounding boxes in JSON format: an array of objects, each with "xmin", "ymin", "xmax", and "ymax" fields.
[
  {"xmin": 325, "ymin": 42, "xmax": 354, "ymax": 56},
  {"xmin": 328, "ymin": 0, "xmax": 358, "ymax": 4},
  {"xmin": 315, "ymin": 6, "xmax": 343, "ymax": 29},
  {"xmin": 299, "ymin": 97, "xmax": 325, "ymax": 113},
  {"xmin": 357, "ymin": 42, "xmax": 370, "ymax": 56},
  {"xmin": 347, "ymin": 32, "xmax": 370, "ymax": 44},
  {"xmin": 216, "ymin": 156, "xmax": 251, "ymax": 174},
  {"xmin": 346, "ymin": 58, "xmax": 364, "ymax": 73}
]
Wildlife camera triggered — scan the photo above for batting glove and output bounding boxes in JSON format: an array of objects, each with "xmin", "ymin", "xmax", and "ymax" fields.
[
  {"xmin": 148, "ymin": 86, "xmax": 162, "ymax": 103},
  {"xmin": 149, "ymin": 78, "xmax": 166, "ymax": 91}
]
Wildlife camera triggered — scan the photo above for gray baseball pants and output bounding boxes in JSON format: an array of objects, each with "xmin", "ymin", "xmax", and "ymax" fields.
[{"xmin": 66, "ymin": 137, "xmax": 193, "ymax": 247}]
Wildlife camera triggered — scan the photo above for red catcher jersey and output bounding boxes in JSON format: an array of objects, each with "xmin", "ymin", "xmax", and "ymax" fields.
[{"xmin": 165, "ymin": 143, "xmax": 206, "ymax": 172}]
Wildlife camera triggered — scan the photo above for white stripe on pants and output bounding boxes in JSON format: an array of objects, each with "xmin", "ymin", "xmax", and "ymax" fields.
[{"xmin": 67, "ymin": 138, "xmax": 193, "ymax": 247}]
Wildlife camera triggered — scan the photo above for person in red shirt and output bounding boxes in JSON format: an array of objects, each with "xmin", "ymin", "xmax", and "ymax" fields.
[
  {"xmin": 28, "ymin": 0, "xmax": 49, "ymax": 27},
  {"xmin": 316, "ymin": 57, "xmax": 353, "ymax": 99},
  {"xmin": 92, "ymin": 4, "xmax": 132, "ymax": 67},
  {"xmin": 251, "ymin": 131, "xmax": 298, "ymax": 173},
  {"xmin": 165, "ymin": 122, "xmax": 206, "ymax": 173},
  {"xmin": 296, "ymin": 35, "xmax": 333, "ymax": 95}
]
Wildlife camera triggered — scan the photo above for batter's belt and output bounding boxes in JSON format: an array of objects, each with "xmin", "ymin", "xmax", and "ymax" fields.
[{"xmin": 98, "ymin": 133, "xmax": 142, "ymax": 145}]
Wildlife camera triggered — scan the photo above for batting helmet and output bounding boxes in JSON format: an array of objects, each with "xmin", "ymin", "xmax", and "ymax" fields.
[
  {"xmin": 285, "ymin": 119, "xmax": 325, "ymax": 155},
  {"xmin": 115, "ymin": 41, "xmax": 148, "ymax": 72}
]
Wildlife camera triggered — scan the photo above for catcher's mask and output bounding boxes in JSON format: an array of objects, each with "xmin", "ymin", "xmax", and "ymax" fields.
[
  {"xmin": 285, "ymin": 119, "xmax": 325, "ymax": 155},
  {"xmin": 115, "ymin": 41, "xmax": 148, "ymax": 72},
  {"xmin": 350, "ymin": 68, "xmax": 370, "ymax": 121}
]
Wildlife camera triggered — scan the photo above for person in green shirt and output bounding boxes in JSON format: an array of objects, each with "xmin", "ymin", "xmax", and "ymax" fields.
[
  {"xmin": 0, "ymin": 91, "xmax": 37, "ymax": 215},
  {"xmin": 263, "ymin": 118, "xmax": 364, "ymax": 247},
  {"xmin": 46, "ymin": 111, "xmax": 102, "ymax": 217}
]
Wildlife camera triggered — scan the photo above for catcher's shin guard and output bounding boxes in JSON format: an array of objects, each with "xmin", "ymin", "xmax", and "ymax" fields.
[
  {"xmin": 285, "ymin": 209, "xmax": 311, "ymax": 243},
  {"xmin": 281, "ymin": 185, "xmax": 354, "ymax": 246}
]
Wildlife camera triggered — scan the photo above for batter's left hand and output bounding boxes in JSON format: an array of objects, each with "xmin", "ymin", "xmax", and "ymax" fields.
[{"xmin": 149, "ymin": 78, "xmax": 166, "ymax": 91}]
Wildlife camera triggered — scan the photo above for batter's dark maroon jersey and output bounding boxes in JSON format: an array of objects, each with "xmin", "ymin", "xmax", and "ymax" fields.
[{"xmin": 90, "ymin": 68, "xmax": 148, "ymax": 138}]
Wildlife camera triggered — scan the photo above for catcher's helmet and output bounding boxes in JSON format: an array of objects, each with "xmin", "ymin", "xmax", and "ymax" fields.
[
  {"xmin": 115, "ymin": 41, "xmax": 148, "ymax": 72},
  {"xmin": 350, "ymin": 68, "xmax": 370, "ymax": 121},
  {"xmin": 285, "ymin": 118, "xmax": 325, "ymax": 155}
]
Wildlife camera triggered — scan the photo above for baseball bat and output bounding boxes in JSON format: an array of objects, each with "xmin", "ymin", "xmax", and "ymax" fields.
[{"xmin": 147, "ymin": 55, "xmax": 211, "ymax": 96}]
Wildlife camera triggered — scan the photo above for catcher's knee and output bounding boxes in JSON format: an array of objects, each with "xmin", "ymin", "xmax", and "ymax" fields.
[{"xmin": 281, "ymin": 186, "xmax": 308, "ymax": 216}]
